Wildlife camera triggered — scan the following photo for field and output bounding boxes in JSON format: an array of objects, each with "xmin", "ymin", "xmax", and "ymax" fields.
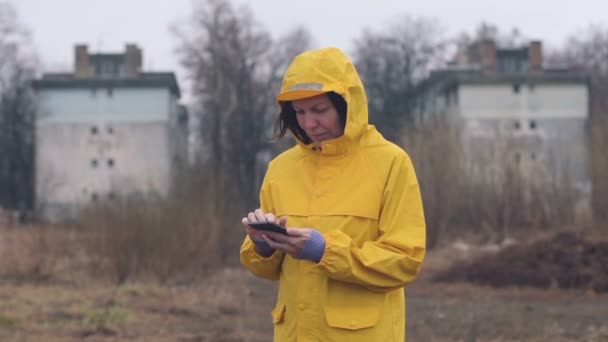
[{"xmin": 0, "ymin": 227, "xmax": 607, "ymax": 342}]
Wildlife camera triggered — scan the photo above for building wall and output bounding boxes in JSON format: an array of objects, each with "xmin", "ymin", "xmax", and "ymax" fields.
[
  {"xmin": 459, "ymin": 83, "xmax": 588, "ymax": 119},
  {"xmin": 457, "ymin": 83, "xmax": 589, "ymax": 171},
  {"xmin": 37, "ymin": 88, "xmax": 172, "ymax": 122},
  {"xmin": 462, "ymin": 118, "xmax": 589, "ymax": 183},
  {"xmin": 36, "ymin": 87, "xmax": 176, "ymax": 221},
  {"xmin": 455, "ymin": 82, "xmax": 591, "ymax": 219}
]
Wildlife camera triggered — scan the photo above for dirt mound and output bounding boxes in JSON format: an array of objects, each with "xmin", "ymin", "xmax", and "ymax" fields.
[{"xmin": 433, "ymin": 231, "xmax": 608, "ymax": 292}]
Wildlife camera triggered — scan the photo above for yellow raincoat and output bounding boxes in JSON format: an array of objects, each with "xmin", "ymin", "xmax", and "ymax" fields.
[{"xmin": 240, "ymin": 47, "xmax": 426, "ymax": 341}]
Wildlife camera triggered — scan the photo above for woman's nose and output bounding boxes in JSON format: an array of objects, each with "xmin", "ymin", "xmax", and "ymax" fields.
[{"xmin": 302, "ymin": 114, "xmax": 318, "ymax": 129}]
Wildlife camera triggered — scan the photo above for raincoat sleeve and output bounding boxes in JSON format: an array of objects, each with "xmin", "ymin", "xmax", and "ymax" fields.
[
  {"xmin": 239, "ymin": 172, "xmax": 285, "ymax": 281},
  {"xmin": 318, "ymin": 154, "xmax": 426, "ymax": 291}
]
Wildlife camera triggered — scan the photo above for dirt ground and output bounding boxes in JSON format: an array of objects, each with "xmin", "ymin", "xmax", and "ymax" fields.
[
  {"xmin": 433, "ymin": 231, "xmax": 608, "ymax": 293},
  {"xmin": 0, "ymin": 233, "xmax": 607, "ymax": 341}
]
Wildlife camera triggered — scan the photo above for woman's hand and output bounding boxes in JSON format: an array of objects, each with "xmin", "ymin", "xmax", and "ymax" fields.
[
  {"xmin": 241, "ymin": 208, "xmax": 287, "ymax": 242},
  {"xmin": 242, "ymin": 209, "xmax": 324, "ymax": 261},
  {"xmin": 261, "ymin": 227, "xmax": 315, "ymax": 259}
]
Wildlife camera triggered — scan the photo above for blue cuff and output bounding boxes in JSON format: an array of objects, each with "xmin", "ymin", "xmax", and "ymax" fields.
[
  {"xmin": 298, "ymin": 230, "xmax": 326, "ymax": 263},
  {"xmin": 252, "ymin": 239, "xmax": 275, "ymax": 257}
]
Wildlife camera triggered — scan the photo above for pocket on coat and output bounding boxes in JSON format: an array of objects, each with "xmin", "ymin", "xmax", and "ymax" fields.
[
  {"xmin": 271, "ymin": 303, "xmax": 286, "ymax": 324},
  {"xmin": 324, "ymin": 280, "xmax": 385, "ymax": 330},
  {"xmin": 324, "ymin": 304, "xmax": 380, "ymax": 330}
]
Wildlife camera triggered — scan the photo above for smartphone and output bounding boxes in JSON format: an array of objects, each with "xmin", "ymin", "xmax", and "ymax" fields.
[{"xmin": 248, "ymin": 221, "xmax": 288, "ymax": 235}]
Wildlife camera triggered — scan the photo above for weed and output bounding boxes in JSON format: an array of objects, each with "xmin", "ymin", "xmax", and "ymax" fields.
[
  {"xmin": 83, "ymin": 306, "xmax": 131, "ymax": 329},
  {"xmin": 0, "ymin": 313, "xmax": 16, "ymax": 327}
]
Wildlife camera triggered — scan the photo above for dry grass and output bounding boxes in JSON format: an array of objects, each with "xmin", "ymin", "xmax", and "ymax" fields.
[
  {"xmin": 72, "ymin": 170, "xmax": 233, "ymax": 285},
  {"xmin": 0, "ymin": 267, "xmax": 274, "ymax": 342},
  {"xmin": 409, "ymin": 236, "xmax": 608, "ymax": 342},
  {"xmin": 404, "ymin": 117, "xmax": 596, "ymax": 248},
  {"xmin": 1, "ymin": 157, "xmax": 606, "ymax": 341},
  {"xmin": 591, "ymin": 114, "xmax": 608, "ymax": 223},
  {"xmin": 1, "ymin": 224, "xmax": 607, "ymax": 341},
  {"xmin": 0, "ymin": 225, "xmax": 87, "ymax": 285}
]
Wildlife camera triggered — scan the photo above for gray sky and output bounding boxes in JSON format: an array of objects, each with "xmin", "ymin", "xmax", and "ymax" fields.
[{"xmin": 10, "ymin": 0, "xmax": 608, "ymax": 95}]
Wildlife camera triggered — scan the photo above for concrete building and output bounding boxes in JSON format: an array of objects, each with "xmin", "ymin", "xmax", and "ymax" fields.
[
  {"xmin": 33, "ymin": 44, "xmax": 188, "ymax": 221},
  {"xmin": 418, "ymin": 39, "xmax": 591, "ymax": 217}
]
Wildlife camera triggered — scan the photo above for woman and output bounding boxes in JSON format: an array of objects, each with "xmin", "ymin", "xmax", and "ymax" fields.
[{"xmin": 240, "ymin": 47, "xmax": 426, "ymax": 341}]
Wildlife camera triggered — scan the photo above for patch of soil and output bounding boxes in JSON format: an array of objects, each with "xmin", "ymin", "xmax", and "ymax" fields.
[{"xmin": 433, "ymin": 231, "xmax": 608, "ymax": 292}]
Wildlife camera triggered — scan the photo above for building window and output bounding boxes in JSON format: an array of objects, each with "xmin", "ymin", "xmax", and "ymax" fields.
[
  {"xmin": 512, "ymin": 84, "xmax": 520, "ymax": 94},
  {"xmin": 107, "ymin": 159, "xmax": 115, "ymax": 168},
  {"xmin": 529, "ymin": 120, "xmax": 537, "ymax": 130},
  {"xmin": 95, "ymin": 60, "xmax": 120, "ymax": 77},
  {"xmin": 91, "ymin": 126, "xmax": 98, "ymax": 134},
  {"xmin": 91, "ymin": 159, "xmax": 98, "ymax": 168},
  {"xmin": 497, "ymin": 50, "xmax": 529, "ymax": 73}
]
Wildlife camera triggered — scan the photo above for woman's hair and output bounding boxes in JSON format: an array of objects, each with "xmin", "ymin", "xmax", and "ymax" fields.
[{"xmin": 275, "ymin": 91, "xmax": 347, "ymax": 144}]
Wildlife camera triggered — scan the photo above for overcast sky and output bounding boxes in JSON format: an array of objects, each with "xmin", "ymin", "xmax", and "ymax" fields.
[{"xmin": 10, "ymin": 0, "xmax": 608, "ymax": 95}]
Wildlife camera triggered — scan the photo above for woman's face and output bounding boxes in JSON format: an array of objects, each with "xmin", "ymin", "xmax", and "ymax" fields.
[{"xmin": 292, "ymin": 93, "xmax": 344, "ymax": 148}]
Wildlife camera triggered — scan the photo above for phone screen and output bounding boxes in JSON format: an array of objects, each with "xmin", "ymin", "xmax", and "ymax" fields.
[{"xmin": 248, "ymin": 222, "xmax": 288, "ymax": 235}]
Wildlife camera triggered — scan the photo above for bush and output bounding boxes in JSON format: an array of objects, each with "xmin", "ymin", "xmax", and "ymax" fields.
[
  {"xmin": 433, "ymin": 230, "xmax": 608, "ymax": 292},
  {"xmin": 77, "ymin": 166, "xmax": 227, "ymax": 284},
  {"xmin": 0, "ymin": 226, "xmax": 57, "ymax": 283},
  {"xmin": 405, "ymin": 117, "xmax": 587, "ymax": 248}
]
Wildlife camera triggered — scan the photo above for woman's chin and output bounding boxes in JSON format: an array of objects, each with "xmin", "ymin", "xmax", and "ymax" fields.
[{"xmin": 312, "ymin": 139, "xmax": 325, "ymax": 147}]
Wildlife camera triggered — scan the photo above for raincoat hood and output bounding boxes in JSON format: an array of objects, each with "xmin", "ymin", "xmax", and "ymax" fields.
[{"xmin": 277, "ymin": 47, "xmax": 369, "ymax": 151}]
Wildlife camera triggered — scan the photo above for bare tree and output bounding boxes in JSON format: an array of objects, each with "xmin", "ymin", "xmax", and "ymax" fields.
[
  {"xmin": 352, "ymin": 15, "xmax": 446, "ymax": 143},
  {"xmin": 174, "ymin": 0, "xmax": 311, "ymax": 206},
  {"xmin": 549, "ymin": 25, "xmax": 608, "ymax": 223},
  {"xmin": 173, "ymin": 0, "xmax": 311, "ymax": 260},
  {"xmin": 550, "ymin": 25, "xmax": 608, "ymax": 75},
  {"xmin": 404, "ymin": 118, "xmax": 463, "ymax": 248},
  {"xmin": 263, "ymin": 27, "xmax": 314, "ymax": 153},
  {"xmin": 0, "ymin": 2, "xmax": 37, "ymax": 220},
  {"xmin": 174, "ymin": 0, "xmax": 270, "ymax": 211}
]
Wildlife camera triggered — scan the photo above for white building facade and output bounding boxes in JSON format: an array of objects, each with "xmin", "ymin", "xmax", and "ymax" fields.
[
  {"xmin": 33, "ymin": 44, "xmax": 188, "ymax": 221},
  {"xmin": 419, "ymin": 40, "xmax": 591, "ymax": 219}
]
